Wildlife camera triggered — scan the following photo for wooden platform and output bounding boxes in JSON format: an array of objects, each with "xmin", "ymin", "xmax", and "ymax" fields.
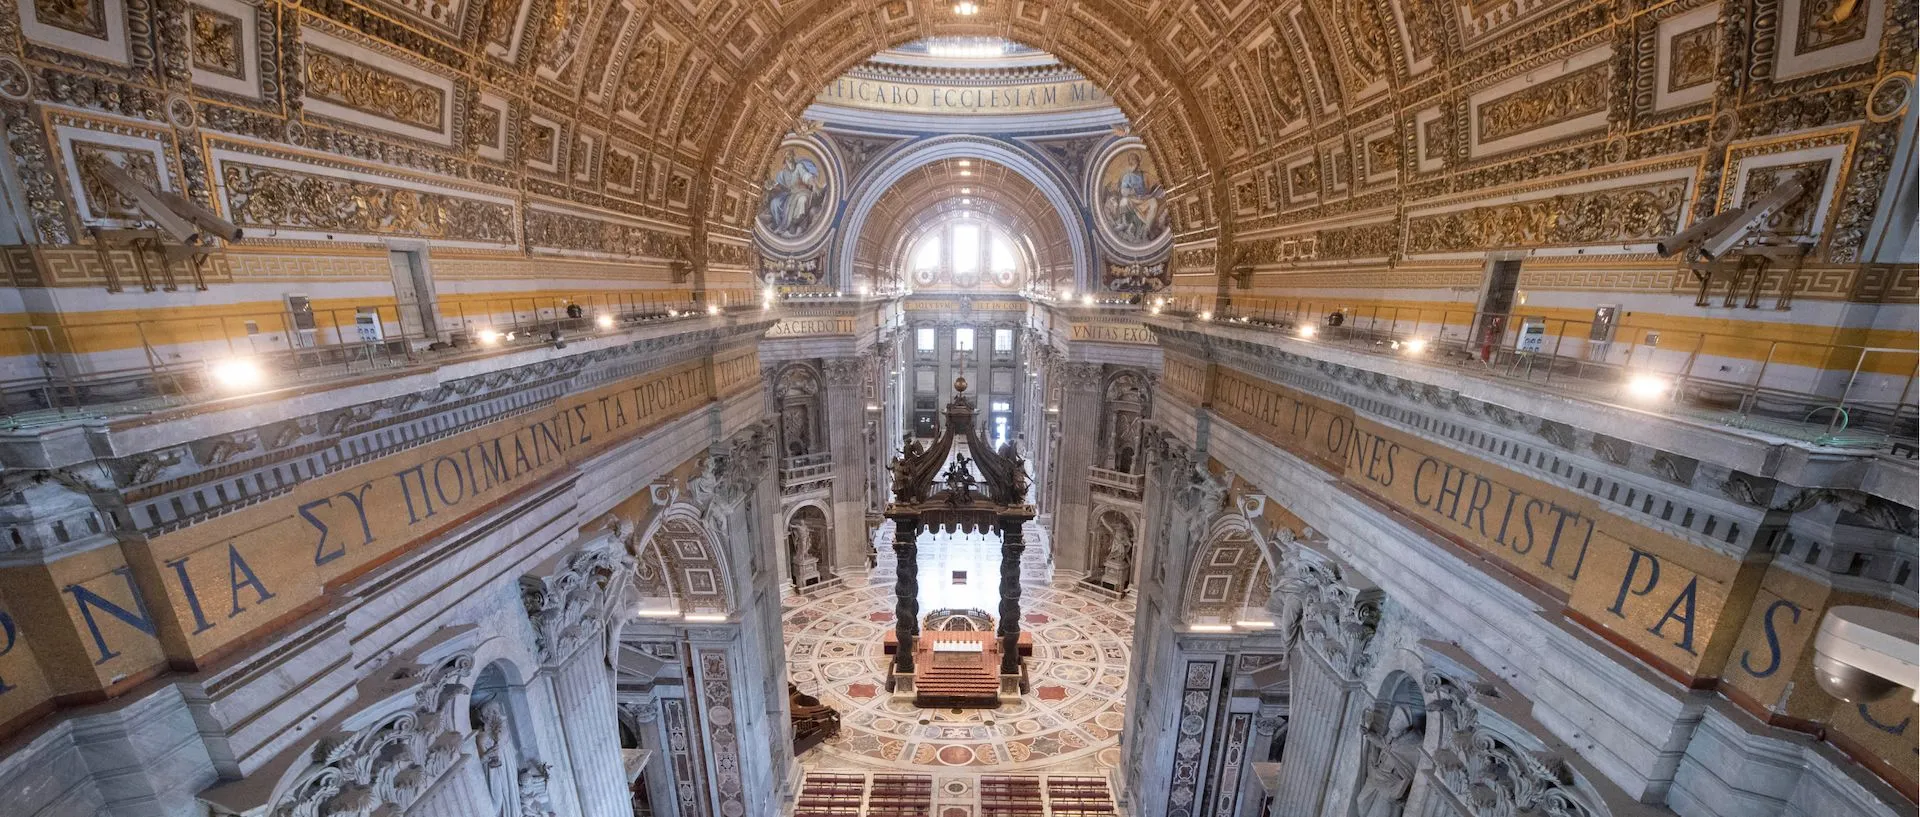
[{"xmin": 912, "ymin": 631, "xmax": 1002, "ymax": 708}]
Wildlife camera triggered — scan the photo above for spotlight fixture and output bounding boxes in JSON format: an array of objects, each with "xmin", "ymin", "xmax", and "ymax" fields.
[
  {"xmin": 953, "ymin": 1, "xmax": 980, "ymax": 15},
  {"xmin": 1297, "ymin": 324, "xmax": 1316, "ymax": 338},
  {"xmin": 707, "ymin": 304, "xmax": 721, "ymax": 316},
  {"xmin": 596, "ymin": 313, "xmax": 615, "ymax": 330},
  {"xmin": 1404, "ymin": 338, "xmax": 1428, "ymax": 354},
  {"xmin": 1625, "ymin": 373, "xmax": 1671, "ymax": 400},
  {"xmin": 957, "ymin": 160, "xmax": 973, "ymax": 167},
  {"xmin": 1198, "ymin": 311, "xmax": 1213, "ymax": 321},
  {"xmin": 1081, "ymin": 294, "xmax": 1095, "ymax": 306},
  {"xmin": 211, "ymin": 357, "xmax": 264, "ymax": 390},
  {"xmin": 478, "ymin": 328, "xmax": 501, "ymax": 345}
]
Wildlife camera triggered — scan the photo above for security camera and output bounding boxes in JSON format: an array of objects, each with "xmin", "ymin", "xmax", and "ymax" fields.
[
  {"xmin": 91, "ymin": 162, "xmax": 203, "ymax": 244},
  {"xmin": 90, "ymin": 162, "xmax": 243, "ymax": 243},
  {"xmin": 1656, "ymin": 206, "xmax": 1750, "ymax": 258},
  {"xmin": 154, "ymin": 188, "xmax": 243, "ymax": 242},
  {"xmin": 1698, "ymin": 178, "xmax": 1808, "ymax": 262},
  {"xmin": 1812, "ymin": 606, "xmax": 1919, "ymax": 704}
]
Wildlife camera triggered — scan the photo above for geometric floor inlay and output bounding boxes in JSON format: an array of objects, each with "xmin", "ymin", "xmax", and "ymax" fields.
[{"xmin": 783, "ymin": 576, "xmax": 1133, "ymax": 776}]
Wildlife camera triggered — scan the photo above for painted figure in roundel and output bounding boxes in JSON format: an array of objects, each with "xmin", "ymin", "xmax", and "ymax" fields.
[
  {"xmin": 1099, "ymin": 148, "xmax": 1170, "ymax": 247},
  {"xmin": 760, "ymin": 146, "xmax": 829, "ymax": 240}
]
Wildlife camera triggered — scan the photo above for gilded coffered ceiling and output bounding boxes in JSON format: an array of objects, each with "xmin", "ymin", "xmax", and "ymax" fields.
[{"xmin": 6, "ymin": 0, "xmax": 1913, "ymax": 281}]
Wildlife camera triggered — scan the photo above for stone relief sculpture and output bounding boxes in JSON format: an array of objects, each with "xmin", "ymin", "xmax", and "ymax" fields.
[
  {"xmin": 517, "ymin": 761, "xmax": 558, "ymax": 817},
  {"xmin": 268, "ymin": 653, "xmax": 474, "ymax": 817},
  {"xmin": 1353, "ymin": 706, "xmax": 1422, "ymax": 817},
  {"xmin": 1264, "ymin": 530, "xmax": 1313, "ymax": 655},
  {"xmin": 474, "ymin": 702, "xmax": 522, "ymax": 817}
]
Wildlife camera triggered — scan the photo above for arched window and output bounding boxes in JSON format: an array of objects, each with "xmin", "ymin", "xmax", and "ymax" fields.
[{"xmin": 905, "ymin": 213, "xmax": 1024, "ymax": 289}]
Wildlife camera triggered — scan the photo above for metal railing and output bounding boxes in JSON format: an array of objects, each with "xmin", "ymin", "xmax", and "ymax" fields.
[
  {"xmin": 0, "ymin": 290, "xmax": 700, "ymax": 426},
  {"xmin": 1201, "ymin": 298, "xmax": 1918, "ymax": 452},
  {"xmin": 781, "ymin": 453, "xmax": 834, "ymax": 489},
  {"xmin": 1088, "ymin": 466, "xmax": 1145, "ymax": 501}
]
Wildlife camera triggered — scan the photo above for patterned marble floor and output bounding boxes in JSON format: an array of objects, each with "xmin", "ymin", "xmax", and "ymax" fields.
[{"xmin": 783, "ymin": 577, "xmax": 1133, "ymax": 774}]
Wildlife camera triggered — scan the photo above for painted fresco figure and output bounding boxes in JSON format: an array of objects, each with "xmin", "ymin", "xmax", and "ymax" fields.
[
  {"xmin": 762, "ymin": 149, "xmax": 825, "ymax": 238},
  {"xmin": 1103, "ymin": 154, "xmax": 1167, "ymax": 245}
]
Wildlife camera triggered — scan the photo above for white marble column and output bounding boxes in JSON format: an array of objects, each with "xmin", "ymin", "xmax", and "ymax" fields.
[
  {"xmin": 822, "ymin": 357, "xmax": 870, "ymax": 575},
  {"xmin": 524, "ymin": 670, "xmax": 588, "ymax": 817},
  {"xmin": 552, "ymin": 644, "xmax": 628, "ymax": 817},
  {"xmin": 1048, "ymin": 362, "xmax": 1104, "ymax": 574},
  {"xmin": 407, "ymin": 754, "xmax": 493, "ymax": 817},
  {"xmin": 1270, "ymin": 646, "xmax": 1363, "ymax": 817}
]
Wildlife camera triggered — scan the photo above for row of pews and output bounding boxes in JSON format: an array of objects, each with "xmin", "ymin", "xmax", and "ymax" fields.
[
  {"xmin": 793, "ymin": 772, "xmax": 1117, "ymax": 816},
  {"xmin": 795, "ymin": 773, "xmax": 933, "ymax": 816},
  {"xmin": 980, "ymin": 776, "xmax": 1117, "ymax": 816}
]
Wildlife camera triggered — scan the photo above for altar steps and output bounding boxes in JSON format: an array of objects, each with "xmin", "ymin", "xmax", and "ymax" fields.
[{"xmin": 912, "ymin": 631, "xmax": 1003, "ymax": 708}]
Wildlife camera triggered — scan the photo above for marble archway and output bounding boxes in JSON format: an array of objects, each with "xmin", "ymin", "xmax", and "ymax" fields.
[{"xmin": 829, "ymin": 135, "xmax": 1098, "ymax": 293}]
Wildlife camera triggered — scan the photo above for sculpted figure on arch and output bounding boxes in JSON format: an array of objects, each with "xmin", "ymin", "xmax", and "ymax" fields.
[{"xmin": 1354, "ymin": 706, "xmax": 1422, "ymax": 817}]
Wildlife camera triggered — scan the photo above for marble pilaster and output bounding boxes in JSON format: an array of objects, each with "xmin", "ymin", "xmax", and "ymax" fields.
[
  {"xmin": 1049, "ymin": 361, "xmax": 1104, "ymax": 573},
  {"xmin": 823, "ymin": 357, "xmax": 870, "ymax": 574}
]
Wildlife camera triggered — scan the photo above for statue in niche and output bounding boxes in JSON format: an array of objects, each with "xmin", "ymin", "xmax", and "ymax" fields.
[
  {"xmin": 474, "ymin": 702, "xmax": 522, "ymax": 817},
  {"xmin": 791, "ymin": 522, "xmax": 822, "ymax": 587},
  {"xmin": 518, "ymin": 761, "xmax": 558, "ymax": 817},
  {"xmin": 1099, "ymin": 523, "xmax": 1134, "ymax": 588},
  {"xmin": 1353, "ymin": 706, "xmax": 1422, "ymax": 817}
]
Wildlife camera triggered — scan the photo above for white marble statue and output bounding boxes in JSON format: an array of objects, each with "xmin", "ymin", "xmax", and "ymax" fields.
[
  {"xmin": 792, "ymin": 523, "xmax": 821, "ymax": 585},
  {"xmin": 518, "ymin": 761, "xmax": 558, "ymax": 817},
  {"xmin": 1353, "ymin": 706, "xmax": 1422, "ymax": 817},
  {"xmin": 1099, "ymin": 526, "xmax": 1133, "ymax": 588},
  {"xmin": 474, "ymin": 702, "xmax": 521, "ymax": 817}
]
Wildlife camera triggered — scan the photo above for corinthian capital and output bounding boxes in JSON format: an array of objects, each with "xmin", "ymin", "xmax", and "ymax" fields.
[
  {"xmin": 821, "ymin": 357, "xmax": 867, "ymax": 386},
  {"xmin": 1053, "ymin": 361, "xmax": 1104, "ymax": 390}
]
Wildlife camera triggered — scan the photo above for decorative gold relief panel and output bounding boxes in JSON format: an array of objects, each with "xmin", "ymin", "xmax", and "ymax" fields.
[
  {"xmin": 51, "ymin": 115, "xmax": 177, "ymax": 228},
  {"xmin": 1773, "ymin": 0, "xmax": 1887, "ymax": 81},
  {"xmin": 214, "ymin": 154, "xmax": 516, "ymax": 245},
  {"xmin": 31, "ymin": 0, "xmax": 107, "ymax": 39},
  {"xmin": 1668, "ymin": 24, "xmax": 1717, "ymax": 93},
  {"xmin": 189, "ymin": 6, "xmax": 243, "ymax": 79},
  {"xmin": 1476, "ymin": 62, "xmax": 1609, "ymax": 144},
  {"xmin": 369, "ymin": 0, "xmax": 469, "ymax": 36},
  {"xmin": 69, "ymin": 141, "xmax": 163, "ymax": 223},
  {"xmin": 22, "ymin": 0, "xmax": 127, "ymax": 64},
  {"xmin": 298, "ymin": 28, "xmax": 457, "ymax": 146},
  {"xmin": 1406, "ymin": 177, "xmax": 1690, "ymax": 254},
  {"xmin": 304, "ymin": 49, "xmax": 445, "ymax": 133},
  {"xmin": 1718, "ymin": 128, "xmax": 1855, "ymax": 247},
  {"xmin": 187, "ymin": 0, "xmax": 262, "ymax": 99},
  {"xmin": 481, "ymin": 0, "xmax": 537, "ymax": 61},
  {"xmin": 1797, "ymin": 0, "xmax": 1871, "ymax": 53},
  {"xmin": 525, "ymin": 206, "xmax": 688, "ymax": 260}
]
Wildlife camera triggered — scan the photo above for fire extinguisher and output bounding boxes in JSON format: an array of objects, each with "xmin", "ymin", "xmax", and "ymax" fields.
[{"xmin": 1478, "ymin": 315, "xmax": 1507, "ymax": 362}]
